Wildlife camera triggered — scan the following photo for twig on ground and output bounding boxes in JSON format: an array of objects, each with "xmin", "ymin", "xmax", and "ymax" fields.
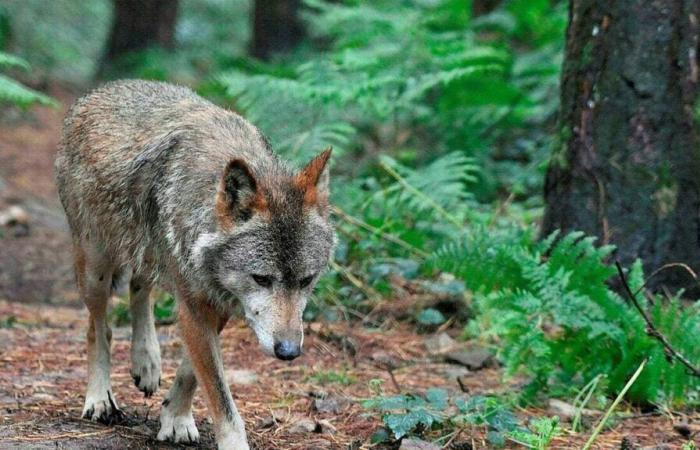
[
  {"xmin": 616, "ymin": 261, "xmax": 700, "ymax": 378},
  {"xmin": 387, "ymin": 368, "xmax": 401, "ymax": 394}
]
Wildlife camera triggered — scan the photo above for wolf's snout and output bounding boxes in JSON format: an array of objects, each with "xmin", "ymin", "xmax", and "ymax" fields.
[{"xmin": 273, "ymin": 340, "xmax": 300, "ymax": 361}]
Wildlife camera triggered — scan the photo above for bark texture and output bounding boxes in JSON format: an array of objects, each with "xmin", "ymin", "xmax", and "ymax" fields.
[
  {"xmin": 251, "ymin": 0, "xmax": 304, "ymax": 60},
  {"xmin": 543, "ymin": 0, "xmax": 700, "ymax": 292},
  {"xmin": 98, "ymin": 0, "xmax": 179, "ymax": 77}
]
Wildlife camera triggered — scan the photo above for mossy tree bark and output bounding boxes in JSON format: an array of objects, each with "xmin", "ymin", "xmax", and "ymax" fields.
[
  {"xmin": 543, "ymin": 0, "xmax": 700, "ymax": 292},
  {"xmin": 250, "ymin": 0, "xmax": 305, "ymax": 60},
  {"xmin": 98, "ymin": 0, "xmax": 179, "ymax": 78}
]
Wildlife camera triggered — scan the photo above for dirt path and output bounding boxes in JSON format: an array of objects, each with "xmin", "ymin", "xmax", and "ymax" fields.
[{"xmin": 0, "ymin": 89, "xmax": 697, "ymax": 449}]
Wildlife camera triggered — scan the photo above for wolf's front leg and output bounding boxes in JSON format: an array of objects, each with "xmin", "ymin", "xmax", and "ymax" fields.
[
  {"xmin": 177, "ymin": 296, "xmax": 249, "ymax": 450},
  {"xmin": 157, "ymin": 356, "xmax": 199, "ymax": 443}
]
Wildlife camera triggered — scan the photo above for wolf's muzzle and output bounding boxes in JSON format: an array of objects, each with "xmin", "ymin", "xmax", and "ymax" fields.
[{"xmin": 273, "ymin": 340, "xmax": 300, "ymax": 361}]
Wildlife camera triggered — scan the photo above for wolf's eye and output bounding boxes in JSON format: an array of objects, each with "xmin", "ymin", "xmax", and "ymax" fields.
[
  {"xmin": 252, "ymin": 274, "xmax": 273, "ymax": 288},
  {"xmin": 299, "ymin": 275, "xmax": 315, "ymax": 289}
]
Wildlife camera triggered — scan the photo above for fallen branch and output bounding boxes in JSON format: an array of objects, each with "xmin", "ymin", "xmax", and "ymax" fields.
[{"xmin": 615, "ymin": 261, "xmax": 700, "ymax": 378}]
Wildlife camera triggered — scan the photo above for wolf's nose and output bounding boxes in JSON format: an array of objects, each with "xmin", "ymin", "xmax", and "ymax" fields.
[{"xmin": 273, "ymin": 341, "xmax": 300, "ymax": 361}]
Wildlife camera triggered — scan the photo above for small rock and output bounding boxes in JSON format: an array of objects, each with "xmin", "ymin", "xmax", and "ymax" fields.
[
  {"xmin": 258, "ymin": 408, "xmax": 288, "ymax": 428},
  {"xmin": 317, "ymin": 419, "xmax": 336, "ymax": 434},
  {"xmin": 400, "ymin": 438, "xmax": 441, "ymax": 450},
  {"xmin": 442, "ymin": 365, "xmax": 470, "ymax": 379},
  {"xmin": 548, "ymin": 399, "xmax": 599, "ymax": 421},
  {"xmin": 258, "ymin": 415, "xmax": 276, "ymax": 428},
  {"xmin": 424, "ymin": 332, "xmax": 458, "ymax": 355},
  {"xmin": 371, "ymin": 351, "xmax": 400, "ymax": 369},
  {"xmin": 313, "ymin": 395, "xmax": 348, "ymax": 414},
  {"xmin": 288, "ymin": 417, "xmax": 318, "ymax": 434},
  {"xmin": 445, "ymin": 346, "xmax": 494, "ymax": 370},
  {"xmin": 226, "ymin": 369, "xmax": 258, "ymax": 385}
]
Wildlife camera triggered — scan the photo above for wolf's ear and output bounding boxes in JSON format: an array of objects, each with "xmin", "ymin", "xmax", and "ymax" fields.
[
  {"xmin": 216, "ymin": 159, "xmax": 259, "ymax": 227},
  {"xmin": 296, "ymin": 147, "xmax": 332, "ymax": 209}
]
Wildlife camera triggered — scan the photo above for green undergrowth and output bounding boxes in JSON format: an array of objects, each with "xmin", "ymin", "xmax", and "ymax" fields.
[{"xmin": 363, "ymin": 388, "xmax": 561, "ymax": 448}]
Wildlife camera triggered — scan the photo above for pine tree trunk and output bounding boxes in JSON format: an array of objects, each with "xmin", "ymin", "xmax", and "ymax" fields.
[
  {"xmin": 250, "ymin": 0, "xmax": 305, "ymax": 60},
  {"xmin": 472, "ymin": 0, "xmax": 500, "ymax": 17},
  {"xmin": 98, "ymin": 0, "xmax": 179, "ymax": 78},
  {"xmin": 543, "ymin": 0, "xmax": 700, "ymax": 292}
]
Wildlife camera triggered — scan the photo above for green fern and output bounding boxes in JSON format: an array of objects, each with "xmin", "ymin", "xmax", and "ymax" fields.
[
  {"xmin": 0, "ymin": 51, "xmax": 55, "ymax": 108},
  {"xmin": 450, "ymin": 231, "xmax": 700, "ymax": 404}
]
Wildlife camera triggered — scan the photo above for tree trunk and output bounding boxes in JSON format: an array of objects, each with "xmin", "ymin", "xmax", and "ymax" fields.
[
  {"xmin": 250, "ymin": 0, "xmax": 305, "ymax": 60},
  {"xmin": 472, "ymin": 0, "xmax": 500, "ymax": 17},
  {"xmin": 98, "ymin": 0, "xmax": 179, "ymax": 78},
  {"xmin": 543, "ymin": 0, "xmax": 700, "ymax": 292}
]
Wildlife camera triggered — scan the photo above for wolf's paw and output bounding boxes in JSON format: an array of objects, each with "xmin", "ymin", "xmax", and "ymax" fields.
[
  {"xmin": 130, "ymin": 343, "xmax": 161, "ymax": 397},
  {"xmin": 82, "ymin": 391, "xmax": 125, "ymax": 424},
  {"xmin": 157, "ymin": 408, "xmax": 199, "ymax": 444},
  {"xmin": 217, "ymin": 434, "xmax": 250, "ymax": 450}
]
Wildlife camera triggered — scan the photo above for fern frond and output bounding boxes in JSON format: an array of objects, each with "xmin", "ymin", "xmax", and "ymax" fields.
[
  {"xmin": 0, "ymin": 51, "xmax": 30, "ymax": 71},
  {"xmin": 379, "ymin": 152, "xmax": 478, "ymax": 218},
  {"xmin": 0, "ymin": 74, "xmax": 55, "ymax": 108}
]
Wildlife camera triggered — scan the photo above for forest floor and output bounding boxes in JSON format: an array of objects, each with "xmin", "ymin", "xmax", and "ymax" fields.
[{"xmin": 0, "ymin": 88, "xmax": 698, "ymax": 449}]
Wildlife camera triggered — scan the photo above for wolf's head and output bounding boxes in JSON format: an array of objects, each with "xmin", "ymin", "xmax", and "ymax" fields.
[{"xmin": 197, "ymin": 148, "xmax": 335, "ymax": 360}]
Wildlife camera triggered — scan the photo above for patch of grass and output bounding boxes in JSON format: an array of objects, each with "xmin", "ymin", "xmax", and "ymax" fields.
[{"xmin": 307, "ymin": 368, "xmax": 357, "ymax": 386}]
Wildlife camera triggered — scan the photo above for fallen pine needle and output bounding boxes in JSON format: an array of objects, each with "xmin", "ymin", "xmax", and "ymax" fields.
[{"xmin": 5, "ymin": 428, "xmax": 113, "ymax": 441}]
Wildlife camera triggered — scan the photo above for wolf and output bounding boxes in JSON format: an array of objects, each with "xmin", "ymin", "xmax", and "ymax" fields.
[{"xmin": 54, "ymin": 80, "xmax": 335, "ymax": 449}]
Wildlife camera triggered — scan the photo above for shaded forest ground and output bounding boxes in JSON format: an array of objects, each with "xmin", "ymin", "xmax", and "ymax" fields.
[{"xmin": 0, "ymin": 88, "xmax": 697, "ymax": 449}]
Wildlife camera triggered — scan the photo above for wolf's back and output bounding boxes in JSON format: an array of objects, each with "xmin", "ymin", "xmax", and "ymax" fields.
[{"xmin": 54, "ymin": 80, "xmax": 269, "ymax": 275}]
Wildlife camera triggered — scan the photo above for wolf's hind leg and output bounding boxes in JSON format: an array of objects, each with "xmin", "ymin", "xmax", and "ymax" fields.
[
  {"xmin": 129, "ymin": 275, "xmax": 161, "ymax": 396},
  {"xmin": 76, "ymin": 242, "xmax": 122, "ymax": 423},
  {"xmin": 157, "ymin": 356, "xmax": 199, "ymax": 443}
]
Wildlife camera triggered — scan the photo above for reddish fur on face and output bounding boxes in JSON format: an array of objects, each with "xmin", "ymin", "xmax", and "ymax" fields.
[{"xmin": 294, "ymin": 147, "xmax": 331, "ymax": 209}]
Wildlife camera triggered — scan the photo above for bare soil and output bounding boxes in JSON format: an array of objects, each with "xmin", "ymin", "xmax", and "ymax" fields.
[{"xmin": 0, "ymin": 89, "xmax": 697, "ymax": 450}]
